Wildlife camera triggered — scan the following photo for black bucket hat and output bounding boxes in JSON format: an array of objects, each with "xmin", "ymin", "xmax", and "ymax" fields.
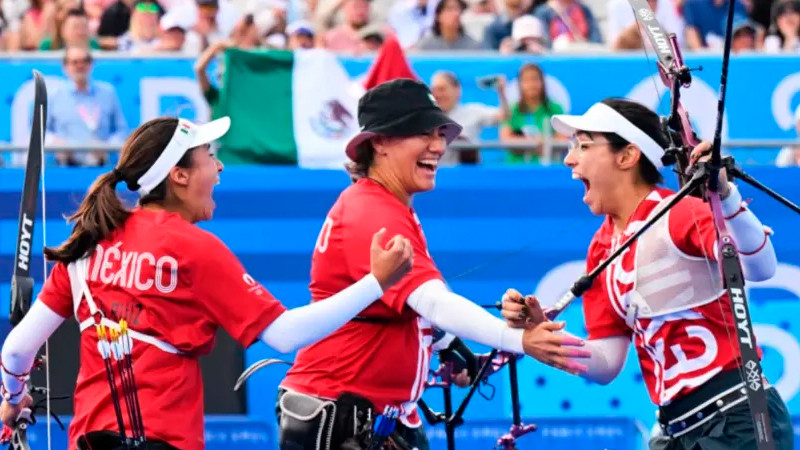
[{"xmin": 345, "ymin": 79, "xmax": 463, "ymax": 161}]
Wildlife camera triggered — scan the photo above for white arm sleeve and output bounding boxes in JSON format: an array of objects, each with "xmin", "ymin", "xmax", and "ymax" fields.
[
  {"xmin": 577, "ymin": 335, "xmax": 630, "ymax": 385},
  {"xmin": 720, "ymin": 182, "xmax": 777, "ymax": 282},
  {"xmin": 259, "ymin": 274, "xmax": 384, "ymax": 354},
  {"xmin": 406, "ymin": 279, "xmax": 525, "ymax": 354},
  {"xmin": 1, "ymin": 300, "xmax": 66, "ymax": 404}
]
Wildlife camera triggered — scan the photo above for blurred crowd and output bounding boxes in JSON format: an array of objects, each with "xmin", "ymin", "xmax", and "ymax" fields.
[
  {"xmin": 0, "ymin": 0, "xmax": 799, "ymax": 55},
  {"xmin": 2, "ymin": 0, "xmax": 800, "ymax": 168}
]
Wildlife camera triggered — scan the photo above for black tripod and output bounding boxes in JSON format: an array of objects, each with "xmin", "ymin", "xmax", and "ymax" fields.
[{"xmin": 417, "ymin": 351, "xmax": 536, "ymax": 450}]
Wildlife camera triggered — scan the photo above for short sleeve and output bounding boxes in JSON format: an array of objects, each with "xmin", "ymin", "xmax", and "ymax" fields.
[
  {"xmin": 583, "ymin": 239, "xmax": 631, "ymax": 340},
  {"xmin": 681, "ymin": 0, "xmax": 699, "ymax": 28},
  {"xmin": 668, "ymin": 196, "xmax": 718, "ymax": 260},
  {"xmin": 37, "ymin": 262, "xmax": 73, "ymax": 318},
  {"xmin": 191, "ymin": 233, "xmax": 288, "ymax": 348},
  {"xmin": 343, "ymin": 203, "xmax": 443, "ymax": 315}
]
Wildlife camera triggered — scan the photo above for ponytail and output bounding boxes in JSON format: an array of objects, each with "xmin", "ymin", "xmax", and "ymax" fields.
[
  {"xmin": 43, "ymin": 116, "xmax": 189, "ymax": 264},
  {"xmin": 44, "ymin": 171, "xmax": 131, "ymax": 263}
]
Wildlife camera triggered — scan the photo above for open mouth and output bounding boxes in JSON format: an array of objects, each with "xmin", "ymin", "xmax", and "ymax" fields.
[
  {"xmin": 417, "ymin": 159, "xmax": 438, "ymax": 175},
  {"xmin": 572, "ymin": 172, "xmax": 590, "ymax": 192}
]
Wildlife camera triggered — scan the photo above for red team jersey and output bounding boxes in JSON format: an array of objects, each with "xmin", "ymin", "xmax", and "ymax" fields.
[
  {"xmin": 281, "ymin": 178, "xmax": 443, "ymax": 426},
  {"xmin": 584, "ymin": 187, "xmax": 757, "ymax": 406},
  {"xmin": 38, "ymin": 208, "xmax": 287, "ymax": 450}
]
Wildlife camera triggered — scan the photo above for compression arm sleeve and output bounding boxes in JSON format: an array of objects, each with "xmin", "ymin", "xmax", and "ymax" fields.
[
  {"xmin": 406, "ymin": 279, "xmax": 525, "ymax": 354},
  {"xmin": 259, "ymin": 274, "xmax": 384, "ymax": 353},
  {"xmin": 1, "ymin": 301, "xmax": 66, "ymax": 404},
  {"xmin": 575, "ymin": 335, "xmax": 630, "ymax": 385},
  {"xmin": 720, "ymin": 182, "xmax": 777, "ymax": 282}
]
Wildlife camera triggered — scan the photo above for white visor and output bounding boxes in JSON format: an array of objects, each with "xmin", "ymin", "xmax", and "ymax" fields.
[
  {"xmin": 551, "ymin": 102, "xmax": 665, "ymax": 170},
  {"xmin": 136, "ymin": 116, "xmax": 231, "ymax": 196}
]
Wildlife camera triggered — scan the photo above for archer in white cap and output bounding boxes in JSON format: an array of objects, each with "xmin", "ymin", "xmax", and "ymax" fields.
[
  {"xmin": 501, "ymin": 97, "xmax": 790, "ymax": 450},
  {"xmin": 0, "ymin": 116, "xmax": 414, "ymax": 449}
]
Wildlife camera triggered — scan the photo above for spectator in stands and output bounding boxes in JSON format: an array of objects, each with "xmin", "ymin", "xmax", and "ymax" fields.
[
  {"xmin": 18, "ymin": 0, "xmax": 55, "ymax": 50},
  {"xmin": 152, "ymin": 12, "xmax": 202, "ymax": 52},
  {"xmin": 763, "ymin": 0, "xmax": 800, "ymax": 52},
  {"xmin": 387, "ymin": 0, "xmax": 433, "ymax": 48},
  {"xmin": 460, "ymin": 0, "xmax": 496, "ymax": 43},
  {"xmin": 322, "ymin": 0, "xmax": 373, "ymax": 53},
  {"xmin": 483, "ymin": 0, "xmax": 529, "ymax": 49},
  {"xmin": 499, "ymin": 14, "xmax": 546, "ymax": 53},
  {"xmin": 731, "ymin": 16, "xmax": 760, "ymax": 52},
  {"xmin": 532, "ymin": 0, "xmax": 603, "ymax": 51},
  {"xmin": 776, "ymin": 105, "xmax": 800, "ymax": 166},
  {"xmin": 314, "ymin": 0, "xmax": 391, "ymax": 40},
  {"xmin": 166, "ymin": 0, "xmax": 242, "ymax": 50},
  {"xmin": 413, "ymin": 0, "xmax": 482, "ymax": 50},
  {"xmin": 286, "ymin": 18, "xmax": 315, "ymax": 49},
  {"xmin": 606, "ymin": 0, "xmax": 685, "ymax": 50},
  {"xmin": 430, "ymin": 70, "xmax": 511, "ymax": 165},
  {"xmin": 683, "ymin": 0, "xmax": 748, "ymax": 49},
  {"xmin": 499, "ymin": 62, "xmax": 565, "ymax": 164},
  {"xmin": 1, "ymin": 0, "xmax": 28, "ymax": 50},
  {"xmin": 116, "ymin": 0, "xmax": 162, "ymax": 51},
  {"xmin": 97, "ymin": 0, "xmax": 164, "ymax": 50},
  {"xmin": 84, "ymin": 0, "xmax": 115, "ymax": 34},
  {"xmin": 357, "ymin": 21, "xmax": 384, "ymax": 50},
  {"xmin": 40, "ymin": 8, "xmax": 101, "ymax": 50},
  {"xmin": 46, "ymin": 45, "xmax": 128, "ymax": 166}
]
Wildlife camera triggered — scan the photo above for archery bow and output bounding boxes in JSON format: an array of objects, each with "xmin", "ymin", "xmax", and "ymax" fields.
[
  {"xmin": 629, "ymin": 0, "xmax": 775, "ymax": 447},
  {"xmin": 3, "ymin": 70, "xmax": 53, "ymax": 450},
  {"xmin": 543, "ymin": 0, "xmax": 779, "ymax": 448}
]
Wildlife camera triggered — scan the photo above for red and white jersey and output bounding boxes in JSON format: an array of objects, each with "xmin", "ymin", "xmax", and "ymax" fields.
[
  {"xmin": 583, "ymin": 187, "xmax": 758, "ymax": 406},
  {"xmin": 39, "ymin": 208, "xmax": 287, "ymax": 450},
  {"xmin": 281, "ymin": 178, "xmax": 443, "ymax": 426}
]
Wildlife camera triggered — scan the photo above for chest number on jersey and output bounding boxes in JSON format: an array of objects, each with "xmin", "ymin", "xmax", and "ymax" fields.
[
  {"xmin": 315, "ymin": 217, "xmax": 334, "ymax": 254},
  {"xmin": 651, "ymin": 325, "xmax": 718, "ymax": 381}
]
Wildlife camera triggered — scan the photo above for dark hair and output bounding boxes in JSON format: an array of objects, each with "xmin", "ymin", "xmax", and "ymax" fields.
[
  {"xmin": 44, "ymin": 117, "xmax": 195, "ymax": 263},
  {"xmin": 344, "ymin": 141, "xmax": 376, "ymax": 182},
  {"xmin": 434, "ymin": 70, "xmax": 460, "ymax": 88},
  {"xmin": 432, "ymin": 0, "xmax": 467, "ymax": 37},
  {"xmin": 593, "ymin": 98, "xmax": 668, "ymax": 186},
  {"xmin": 517, "ymin": 63, "xmax": 550, "ymax": 115}
]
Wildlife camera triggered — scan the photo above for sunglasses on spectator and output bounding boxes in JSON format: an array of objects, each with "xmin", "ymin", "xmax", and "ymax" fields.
[
  {"xmin": 134, "ymin": 2, "xmax": 160, "ymax": 13},
  {"xmin": 64, "ymin": 56, "xmax": 92, "ymax": 65}
]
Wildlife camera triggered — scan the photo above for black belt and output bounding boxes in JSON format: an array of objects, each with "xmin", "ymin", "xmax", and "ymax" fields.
[{"xmin": 658, "ymin": 368, "xmax": 754, "ymax": 438}]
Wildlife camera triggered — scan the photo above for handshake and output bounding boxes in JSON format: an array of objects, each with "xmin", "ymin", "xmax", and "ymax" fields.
[{"xmin": 500, "ymin": 288, "xmax": 591, "ymax": 376}]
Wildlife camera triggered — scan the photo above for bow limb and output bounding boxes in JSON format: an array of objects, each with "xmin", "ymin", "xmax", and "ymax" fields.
[
  {"xmin": 628, "ymin": 1, "xmax": 776, "ymax": 448},
  {"xmin": 4, "ymin": 70, "xmax": 51, "ymax": 450}
]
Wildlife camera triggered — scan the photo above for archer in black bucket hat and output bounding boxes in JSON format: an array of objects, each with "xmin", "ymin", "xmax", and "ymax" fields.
[{"xmin": 345, "ymin": 79, "xmax": 463, "ymax": 160}]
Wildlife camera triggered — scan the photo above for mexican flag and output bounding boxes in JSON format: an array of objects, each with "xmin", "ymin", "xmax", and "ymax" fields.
[
  {"xmin": 215, "ymin": 47, "xmax": 361, "ymax": 168},
  {"xmin": 215, "ymin": 36, "xmax": 418, "ymax": 168}
]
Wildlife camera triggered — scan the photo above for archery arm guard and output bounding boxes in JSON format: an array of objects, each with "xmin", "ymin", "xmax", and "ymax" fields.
[{"xmin": 437, "ymin": 337, "xmax": 479, "ymax": 381}]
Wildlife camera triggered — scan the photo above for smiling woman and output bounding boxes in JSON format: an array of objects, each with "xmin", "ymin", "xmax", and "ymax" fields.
[
  {"xmin": 278, "ymin": 78, "xmax": 592, "ymax": 450},
  {"xmin": 0, "ymin": 116, "xmax": 415, "ymax": 450}
]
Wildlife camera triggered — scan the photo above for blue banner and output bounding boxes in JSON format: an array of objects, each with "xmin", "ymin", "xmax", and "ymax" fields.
[
  {"xmin": 1, "ymin": 165, "xmax": 800, "ymax": 448},
  {"xmin": 2, "ymin": 53, "xmax": 800, "ymax": 165}
]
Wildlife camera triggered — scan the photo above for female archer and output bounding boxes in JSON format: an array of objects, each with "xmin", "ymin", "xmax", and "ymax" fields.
[
  {"xmin": 502, "ymin": 98, "xmax": 794, "ymax": 449},
  {"xmin": 0, "ymin": 116, "xmax": 414, "ymax": 450}
]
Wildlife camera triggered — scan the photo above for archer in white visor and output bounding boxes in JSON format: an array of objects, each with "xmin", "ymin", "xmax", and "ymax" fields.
[
  {"xmin": 0, "ymin": 116, "xmax": 415, "ymax": 450},
  {"xmin": 501, "ymin": 98, "xmax": 792, "ymax": 449}
]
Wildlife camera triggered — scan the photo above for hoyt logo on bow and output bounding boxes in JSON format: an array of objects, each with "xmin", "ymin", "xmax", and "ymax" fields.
[{"xmin": 2, "ymin": 71, "xmax": 68, "ymax": 450}]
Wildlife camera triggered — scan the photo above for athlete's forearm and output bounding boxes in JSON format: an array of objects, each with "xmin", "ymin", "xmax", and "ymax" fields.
[
  {"xmin": 406, "ymin": 279, "xmax": 524, "ymax": 354},
  {"xmin": 1, "ymin": 301, "xmax": 65, "ymax": 403},
  {"xmin": 259, "ymin": 273, "xmax": 383, "ymax": 353},
  {"xmin": 721, "ymin": 182, "xmax": 777, "ymax": 282},
  {"xmin": 566, "ymin": 334, "xmax": 630, "ymax": 385},
  {"xmin": 548, "ymin": 327, "xmax": 629, "ymax": 383}
]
